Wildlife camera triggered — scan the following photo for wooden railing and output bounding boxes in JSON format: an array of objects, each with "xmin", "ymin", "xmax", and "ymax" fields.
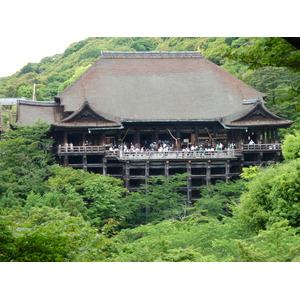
[
  {"xmin": 113, "ymin": 149, "xmax": 242, "ymax": 160},
  {"xmin": 57, "ymin": 143, "xmax": 282, "ymax": 157},
  {"xmin": 242, "ymin": 143, "xmax": 282, "ymax": 151},
  {"xmin": 57, "ymin": 145, "xmax": 104, "ymax": 154}
]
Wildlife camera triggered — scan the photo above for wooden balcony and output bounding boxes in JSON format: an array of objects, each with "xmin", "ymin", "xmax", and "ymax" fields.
[{"xmin": 57, "ymin": 143, "xmax": 282, "ymax": 159}]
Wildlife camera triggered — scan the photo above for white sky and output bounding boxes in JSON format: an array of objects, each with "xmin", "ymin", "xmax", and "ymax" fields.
[{"xmin": 1, "ymin": 1, "xmax": 297, "ymax": 78}]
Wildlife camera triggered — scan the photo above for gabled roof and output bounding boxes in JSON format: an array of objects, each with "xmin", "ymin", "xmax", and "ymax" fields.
[
  {"xmin": 53, "ymin": 100, "xmax": 122, "ymax": 128},
  {"xmin": 222, "ymin": 100, "xmax": 293, "ymax": 127},
  {"xmin": 57, "ymin": 51, "xmax": 270, "ymax": 122}
]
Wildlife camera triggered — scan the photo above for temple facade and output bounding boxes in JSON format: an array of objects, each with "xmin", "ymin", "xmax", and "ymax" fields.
[{"xmin": 15, "ymin": 51, "xmax": 293, "ymax": 202}]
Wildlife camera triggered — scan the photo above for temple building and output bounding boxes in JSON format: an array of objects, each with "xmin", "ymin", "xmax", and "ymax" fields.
[{"xmin": 14, "ymin": 51, "xmax": 293, "ymax": 201}]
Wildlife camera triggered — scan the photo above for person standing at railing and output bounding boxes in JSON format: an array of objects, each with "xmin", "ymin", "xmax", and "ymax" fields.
[
  {"xmin": 69, "ymin": 142, "xmax": 73, "ymax": 152},
  {"xmin": 249, "ymin": 139, "xmax": 255, "ymax": 150},
  {"xmin": 199, "ymin": 147, "xmax": 203, "ymax": 156}
]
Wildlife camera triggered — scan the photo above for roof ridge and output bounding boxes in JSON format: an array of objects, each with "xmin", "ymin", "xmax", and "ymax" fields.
[{"xmin": 100, "ymin": 51, "xmax": 203, "ymax": 58}]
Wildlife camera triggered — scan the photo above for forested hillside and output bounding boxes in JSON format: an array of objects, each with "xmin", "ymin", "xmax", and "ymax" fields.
[{"xmin": 1, "ymin": 37, "xmax": 300, "ymax": 262}]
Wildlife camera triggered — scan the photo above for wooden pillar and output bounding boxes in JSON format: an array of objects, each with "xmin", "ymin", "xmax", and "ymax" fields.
[
  {"xmin": 235, "ymin": 131, "xmax": 241, "ymax": 148},
  {"xmin": 135, "ymin": 128, "xmax": 141, "ymax": 148},
  {"xmin": 123, "ymin": 161, "xmax": 130, "ymax": 189},
  {"xmin": 165, "ymin": 161, "xmax": 169, "ymax": 178},
  {"xmin": 261, "ymin": 130, "xmax": 266, "ymax": 144},
  {"xmin": 275, "ymin": 130, "xmax": 279, "ymax": 143},
  {"xmin": 83, "ymin": 154, "xmax": 87, "ymax": 172},
  {"xmin": 225, "ymin": 160, "xmax": 230, "ymax": 183},
  {"xmin": 256, "ymin": 130, "xmax": 260, "ymax": 143},
  {"xmin": 100, "ymin": 133, "xmax": 105, "ymax": 146},
  {"xmin": 270, "ymin": 130, "xmax": 275, "ymax": 143},
  {"xmin": 63, "ymin": 155, "xmax": 68, "ymax": 167},
  {"xmin": 266, "ymin": 131, "xmax": 270, "ymax": 143},
  {"xmin": 102, "ymin": 157, "xmax": 107, "ymax": 175},
  {"xmin": 187, "ymin": 161, "xmax": 192, "ymax": 205},
  {"xmin": 213, "ymin": 125, "xmax": 217, "ymax": 148},
  {"xmin": 194, "ymin": 126, "xmax": 199, "ymax": 147},
  {"xmin": 63, "ymin": 131, "xmax": 68, "ymax": 144},
  {"xmin": 258, "ymin": 152, "xmax": 263, "ymax": 165},
  {"xmin": 206, "ymin": 162, "xmax": 211, "ymax": 185},
  {"xmin": 176, "ymin": 127, "xmax": 181, "ymax": 149},
  {"xmin": 260, "ymin": 131, "xmax": 263, "ymax": 144},
  {"xmin": 83, "ymin": 132, "xmax": 87, "ymax": 146},
  {"xmin": 154, "ymin": 128, "xmax": 159, "ymax": 147},
  {"xmin": 145, "ymin": 161, "xmax": 149, "ymax": 186},
  {"xmin": 117, "ymin": 131, "xmax": 122, "ymax": 146},
  {"xmin": 95, "ymin": 132, "xmax": 100, "ymax": 146}
]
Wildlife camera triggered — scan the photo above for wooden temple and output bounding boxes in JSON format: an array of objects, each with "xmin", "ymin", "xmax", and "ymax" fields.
[{"xmin": 15, "ymin": 51, "xmax": 293, "ymax": 201}]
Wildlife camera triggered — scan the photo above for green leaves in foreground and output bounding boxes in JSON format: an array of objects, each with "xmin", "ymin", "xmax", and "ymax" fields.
[
  {"xmin": 0, "ymin": 207, "xmax": 109, "ymax": 262},
  {"xmin": 236, "ymin": 159, "xmax": 300, "ymax": 232}
]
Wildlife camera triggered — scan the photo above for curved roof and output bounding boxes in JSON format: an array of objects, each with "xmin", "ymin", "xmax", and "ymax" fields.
[{"xmin": 57, "ymin": 51, "xmax": 267, "ymax": 122}]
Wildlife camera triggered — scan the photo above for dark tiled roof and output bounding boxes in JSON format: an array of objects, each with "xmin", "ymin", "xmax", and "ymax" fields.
[
  {"xmin": 53, "ymin": 100, "xmax": 122, "ymax": 128},
  {"xmin": 58, "ymin": 51, "xmax": 269, "ymax": 122},
  {"xmin": 222, "ymin": 101, "xmax": 293, "ymax": 127},
  {"xmin": 15, "ymin": 100, "xmax": 64, "ymax": 126}
]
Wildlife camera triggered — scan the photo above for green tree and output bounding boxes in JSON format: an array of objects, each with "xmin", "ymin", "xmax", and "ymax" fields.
[
  {"xmin": 281, "ymin": 131, "xmax": 300, "ymax": 160},
  {"xmin": 235, "ymin": 159, "xmax": 300, "ymax": 232},
  {"xmin": 57, "ymin": 65, "xmax": 91, "ymax": 93},
  {"xmin": 0, "ymin": 207, "xmax": 109, "ymax": 262},
  {"xmin": 223, "ymin": 37, "xmax": 300, "ymax": 71},
  {"xmin": 0, "ymin": 122, "xmax": 53, "ymax": 199},
  {"xmin": 17, "ymin": 85, "xmax": 33, "ymax": 98},
  {"xmin": 192, "ymin": 179, "xmax": 245, "ymax": 219},
  {"xmin": 23, "ymin": 188, "xmax": 89, "ymax": 220},
  {"xmin": 117, "ymin": 173, "xmax": 189, "ymax": 227},
  {"xmin": 45, "ymin": 165, "xmax": 126, "ymax": 227},
  {"xmin": 235, "ymin": 221, "xmax": 300, "ymax": 262}
]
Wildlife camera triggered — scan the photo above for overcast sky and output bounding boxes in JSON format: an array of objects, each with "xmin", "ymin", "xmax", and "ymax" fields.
[{"xmin": 0, "ymin": 1, "xmax": 297, "ymax": 77}]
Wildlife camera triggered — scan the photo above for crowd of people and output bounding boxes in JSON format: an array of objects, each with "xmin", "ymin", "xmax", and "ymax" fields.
[{"xmin": 108, "ymin": 140, "xmax": 236, "ymax": 155}]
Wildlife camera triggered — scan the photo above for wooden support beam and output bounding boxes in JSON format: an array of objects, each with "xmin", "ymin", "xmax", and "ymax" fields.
[
  {"xmin": 123, "ymin": 161, "xmax": 130, "ymax": 189},
  {"xmin": 194, "ymin": 126, "xmax": 199, "ymax": 146},
  {"xmin": 176, "ymin": 127, "xmax": 181, "ymax": 149},
  {"xmin": 206, "ymin": 162, "xmax": 211, "ymax": 185},
  {"xmin": 187, "ymin": 161, "xmax": 192, "ymax": 205},
  {"xmin": 145, "ymin": 161, "xmax": 149, "ymax": 186},
  {"xmin": 83, "ymin": 154, "xmax": 87, "ymax": 172},
  {"xmin": 165, "ymin": 161, "xmax": 169, "ymax": 178},
  {"xmin": 83, "ymin": 132, "xmax": 87, "ymax": 146},
  {"xmin": 135, "ymin": 128, "xmax": 141, "ymax": 148},
  {"xmin": 225, "ymin": 160, "xmax": 230, "ymax": 182},
  {"xmin": 103, "ymin": 157, "xmax": 107, "ymax": 175},
  {"xmin": 63, "ymin": 132, "xmax": 68, "ymax": 145},
  {"xmin": 63, "ymin": 155, "xmax": 68, "ymax": 167}
]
